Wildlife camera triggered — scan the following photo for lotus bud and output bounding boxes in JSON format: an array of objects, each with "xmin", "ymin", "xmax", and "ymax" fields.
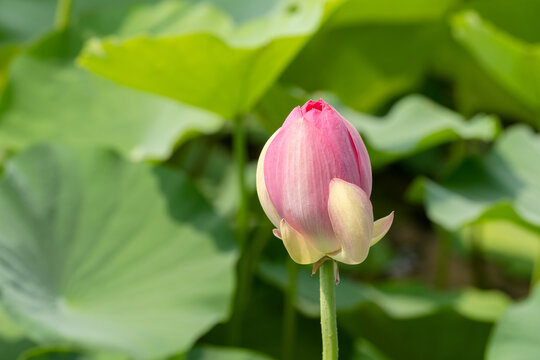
[{"xmin": 256, "ymin": 99, "xmax": 394, "ymax": 265}]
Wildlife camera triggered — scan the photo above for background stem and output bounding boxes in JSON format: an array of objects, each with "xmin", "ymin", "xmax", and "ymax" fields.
[
  {"xmin": 55, "ymin": 0, "xmax": 73, "ymax": 30},
  {"xmin": 282, "ymin": 258, "xmax": 298, "ymax": 360},
  {"xmin": 229, "ymin": 116, "xmax": 249, "ymax": 344},
  {"xmin": 320, "ymin": 260, "xmax": 338, "ymax": 360},
  {"xmin": 469, "ymin": 224, "xmax": 487, "ymax": 289},
  {"xmin": 234, "ymin": 116, "xmax": 248, "ymax": 248},
  {"xmin": 435, "ymin": 226, "xmax": 451, "ymax": 289},
  {"xmin": 531, "ymin": 246, "xmax": 540, "ymax": 288}
]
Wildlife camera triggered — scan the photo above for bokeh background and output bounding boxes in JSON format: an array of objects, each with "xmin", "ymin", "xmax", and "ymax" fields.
[{"xmin": 0, "ymin": 0, "xmax": 539, "ymax": 359}]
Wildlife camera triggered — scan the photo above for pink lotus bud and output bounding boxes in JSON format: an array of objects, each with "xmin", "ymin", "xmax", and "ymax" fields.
[{"xmin": 256, "ymin": 99, "xmax": 394, "ymax": 265}]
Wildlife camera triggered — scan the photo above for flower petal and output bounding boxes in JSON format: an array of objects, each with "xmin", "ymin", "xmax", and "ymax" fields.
[
  {"xmin": 327, "ymin": 178, "xmax": 374, "ymax": 265},
  {"xmin": 342, "ymin": 119, "xmax": 372, "ymax": 196},
  {"xmin": 256, "ymin": 131, "xmax": 282, "ymax": 228},
  {"xmin": 264, "ymin": 117, "xmax": 358, "ymax": 253},
  {"xmin": 283, "ymin": 105, "xmax": 303, "ymax": 126},
  {"xmin": 371, "ymin": 211, "xmax": 394, "ymax": 246},
  {"xmin": 280, "ymin": 219, "xmax": 325, "ymax": 265}
]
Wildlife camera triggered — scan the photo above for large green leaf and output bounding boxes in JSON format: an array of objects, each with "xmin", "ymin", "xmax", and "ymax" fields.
[
  {"xmin": 281, "ymin": 23, "xmax": 439, "ymax": 112},
  {"xmin": 417, "ymin": 125, "xmax": 540, "ymax": 232},
  {"xmin": 465, "ymin": 0, "xmax": 540, "ymax": 43},
  {"xmin": 259, "ymin": 261, "xmax": 509, "ymax": 360},
  {"xmin": 0, "ymin": 0, "xmax": 163, "ymax": 45},
  {"xmin": 0, "ymin": 301, "xmax": 34, "ymax": 360},
  {"xmin": 451, "ymin": 11, "xmax": 540, "ymax": 116},
  {"xmin": 17, "ymin": 345, "xmax": 273, "ymax": 360},
  {"xmin": 182, "ymin": 345, "xmax": 274, "ymax": 360},
  {"xmin": 79, "ymin": 0, "xmax": 340, "ymax": 118},
  {"xmin": 18, "ymin": 347, "xmax": 127, "ymax": 360},
  {"xmin": 0, "ymin": 0, "xmax": 56, "ymax": 45},
  {"xmin": 327, "ymin": 0, "xmax": 456, "ymax": 27},
  {"xmin": 351, "ymin": 339, "xmax": 389, "ymax": 360},
  {"xmin": 340, "ymin": 94, "xmax": 499, "ymax": 167},
  {"xmin": 0, "ymin": 31, "xmax": 223, "ymax": 161},
  {"xmin": 456, "ymin": 221, "xmax": 540, "ymax": 279},
  {"xmin": 0, "ymin": 144, "xmax": 237, "ymax": 359},
  {"xmin": 259, "ymin": 261, "xmax": 509, "ymax": 320},
  {"xmin": 487, "ymin": 286, "xmax": 540, "ymax": 360}
]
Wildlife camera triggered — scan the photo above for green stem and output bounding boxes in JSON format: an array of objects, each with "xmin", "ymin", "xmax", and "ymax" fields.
[
  {"xmin": 282, "ymin": 259, "xmax": 298, "ymax": 360},
  {"xmin": 229, "ymin": 116, "xmax": 249, "ymax": 345},
  {"xmin": 320, "ymin": 260, "xmax": 338, "ymax": 360},
  {"xmin": 469, "ymin": 225, "xmax": 487, "ymax": 289},
  {"xmin": 234, "ymin": 116, "xmax": 248, "ymax": 247},
  {"xmin": 54, "ymin": 0, "xmax": 73, "ymax": 30},
  {"xmin": 531, "ymin": 246, "xmax": 540, "ymax": 288},
  {"xmin": 435, "ymin": 226, "xmax": 451, "ymax": 289}
]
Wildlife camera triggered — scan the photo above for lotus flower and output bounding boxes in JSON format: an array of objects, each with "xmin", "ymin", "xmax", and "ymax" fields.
[{"xmin": 256, "ymin": 99, "xmax": 393, "ymax": 265}]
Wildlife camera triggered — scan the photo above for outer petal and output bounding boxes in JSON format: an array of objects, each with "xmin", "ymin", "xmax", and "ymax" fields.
[
  {"xmin": 371, "ymin": 211, "xmax": 394, "ymax": 246},
  {"xmin": 256, "ymin": 131, "xmax": 282, "ymax": 228},
  {"xmin": 327, "ymin": 178, "xmax": 374, "ymax": 265},
  {"xmin": 264, "ymin": 117, "xmax": 359, "ymax": 253},
  {"xmin": 283, "ymin": 105, "xmax": 303, "ymax": 127},
  {"xmin": 302, "ymin": 99, "xmax": 372, "ymax": 195},
  {"xmin": 280, "ymin": 219, "xmax": 325, "ymax": 264},
  {"xmin": 342, "ymin": 118, "xmax": 372, "ymax": 196}
]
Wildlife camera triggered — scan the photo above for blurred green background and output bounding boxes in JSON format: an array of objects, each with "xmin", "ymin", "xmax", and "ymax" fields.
[{"xmin": 0, "ymin": 0, "xmax": 539, "ymax": 359}]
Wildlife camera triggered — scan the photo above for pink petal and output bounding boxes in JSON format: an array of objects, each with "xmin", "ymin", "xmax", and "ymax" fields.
[
  {"xmin": 303, "ymin": 99, "xmax": 372, "ymax": 195},
  {"xmin": 342, "ymin": 118, "xmax": 372, "ymax": 196},
  {"xmin": 282, "ymin": 106, "xmax": 303, "ymax": 127},
  {"xmin": 264, "ymin": 117, "xmax": 359, "ymax": 253},
  {"xmin": 327, "ymin": 178, "xmax": 374, "ymax": 265}
]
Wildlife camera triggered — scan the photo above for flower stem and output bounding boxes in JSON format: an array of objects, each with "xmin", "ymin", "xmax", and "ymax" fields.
[
  {"xmin": 54, "ymin": 0, "xmax": 73, "ymax": 30},
  {"xmin": 320, "ymin": 260, "xmax": 338, "ymax": 360},
  {"xmin": 282, "ymin": 258, "xmax": 298, "ymax": 360}
]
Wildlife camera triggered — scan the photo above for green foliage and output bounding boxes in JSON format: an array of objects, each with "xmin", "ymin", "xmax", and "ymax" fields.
[
  {"xmin": 418, "ymin": 126, "xmax": 540, "ymax": 231},
  {"xmin": 259, "ymin": 261, "xmax": 509, "ymax": 360},
  {"xmin": 452, "ymin": 11, "xmax": 540, "ymax": 120},
  {"xmin": 0, "ymin": 144, "xmax": 237, "ymax": 358},
  {"xmin": 0, "ymin": 31, "xmax": 223, "ymax": 160},
  {"xmin": 78, "ymin": 0, "xmax": 340, "ymax": 118},
  {"xmin": 343, "ymin": 94, "xmax": 499, "ymax": 167},
  {"xmin": 487, "ymin": 285, "xmax": 540, "ymax": 360},
  {"xmin": 1, "ymin": 0, "xmax": 540, "ymax": 359}
]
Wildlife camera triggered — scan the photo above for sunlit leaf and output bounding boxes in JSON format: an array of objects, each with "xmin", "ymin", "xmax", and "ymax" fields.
[
  {"xmin": 417, "ymin": 125, "xmax": 540, "ymax": 231},
  {"xmin": 18, "ymin": 347, "xmax": 126, "ymax": 360},
  {"xmin": 282, "ymin": 24, "xmax": 439, "ymax": 112},
  {"xmin": 458, "ymin": 221, "xmax": 540, "ymax": 278},
  {"xmin": 79, "ymin": 0, "xmax": 340, "ymax": 118},
  {"xmin": 327, "ymin": 0, "xmax": 456, "ymax": 27},
  {"xmin": 0, "ymin": 144, "xmax": 237, "ymax": 359},
  {"xmin": 465, "ymin": 0, "xmax": 540, "ymax": 43},
  {"xmin": 0, "ymin": 31, "xmax": 223, "ymax": 161},
  {"xmin": 182, "ymin": 345, "xmax": 274, "ymax": 360},
  {"xmin": 487, "ymin": 285, "xmax": 540, "ymax": 360},
  {"xmin": 451, "ymin": 11, "xmax": 540, "ymax": 117},
  {"xmin": 340, "ymin": 94, "xmax": 499, "ymax": 167},
  {"xmin": 18, "ymin": 345, "xmax": 274, "ymax": 360}
]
